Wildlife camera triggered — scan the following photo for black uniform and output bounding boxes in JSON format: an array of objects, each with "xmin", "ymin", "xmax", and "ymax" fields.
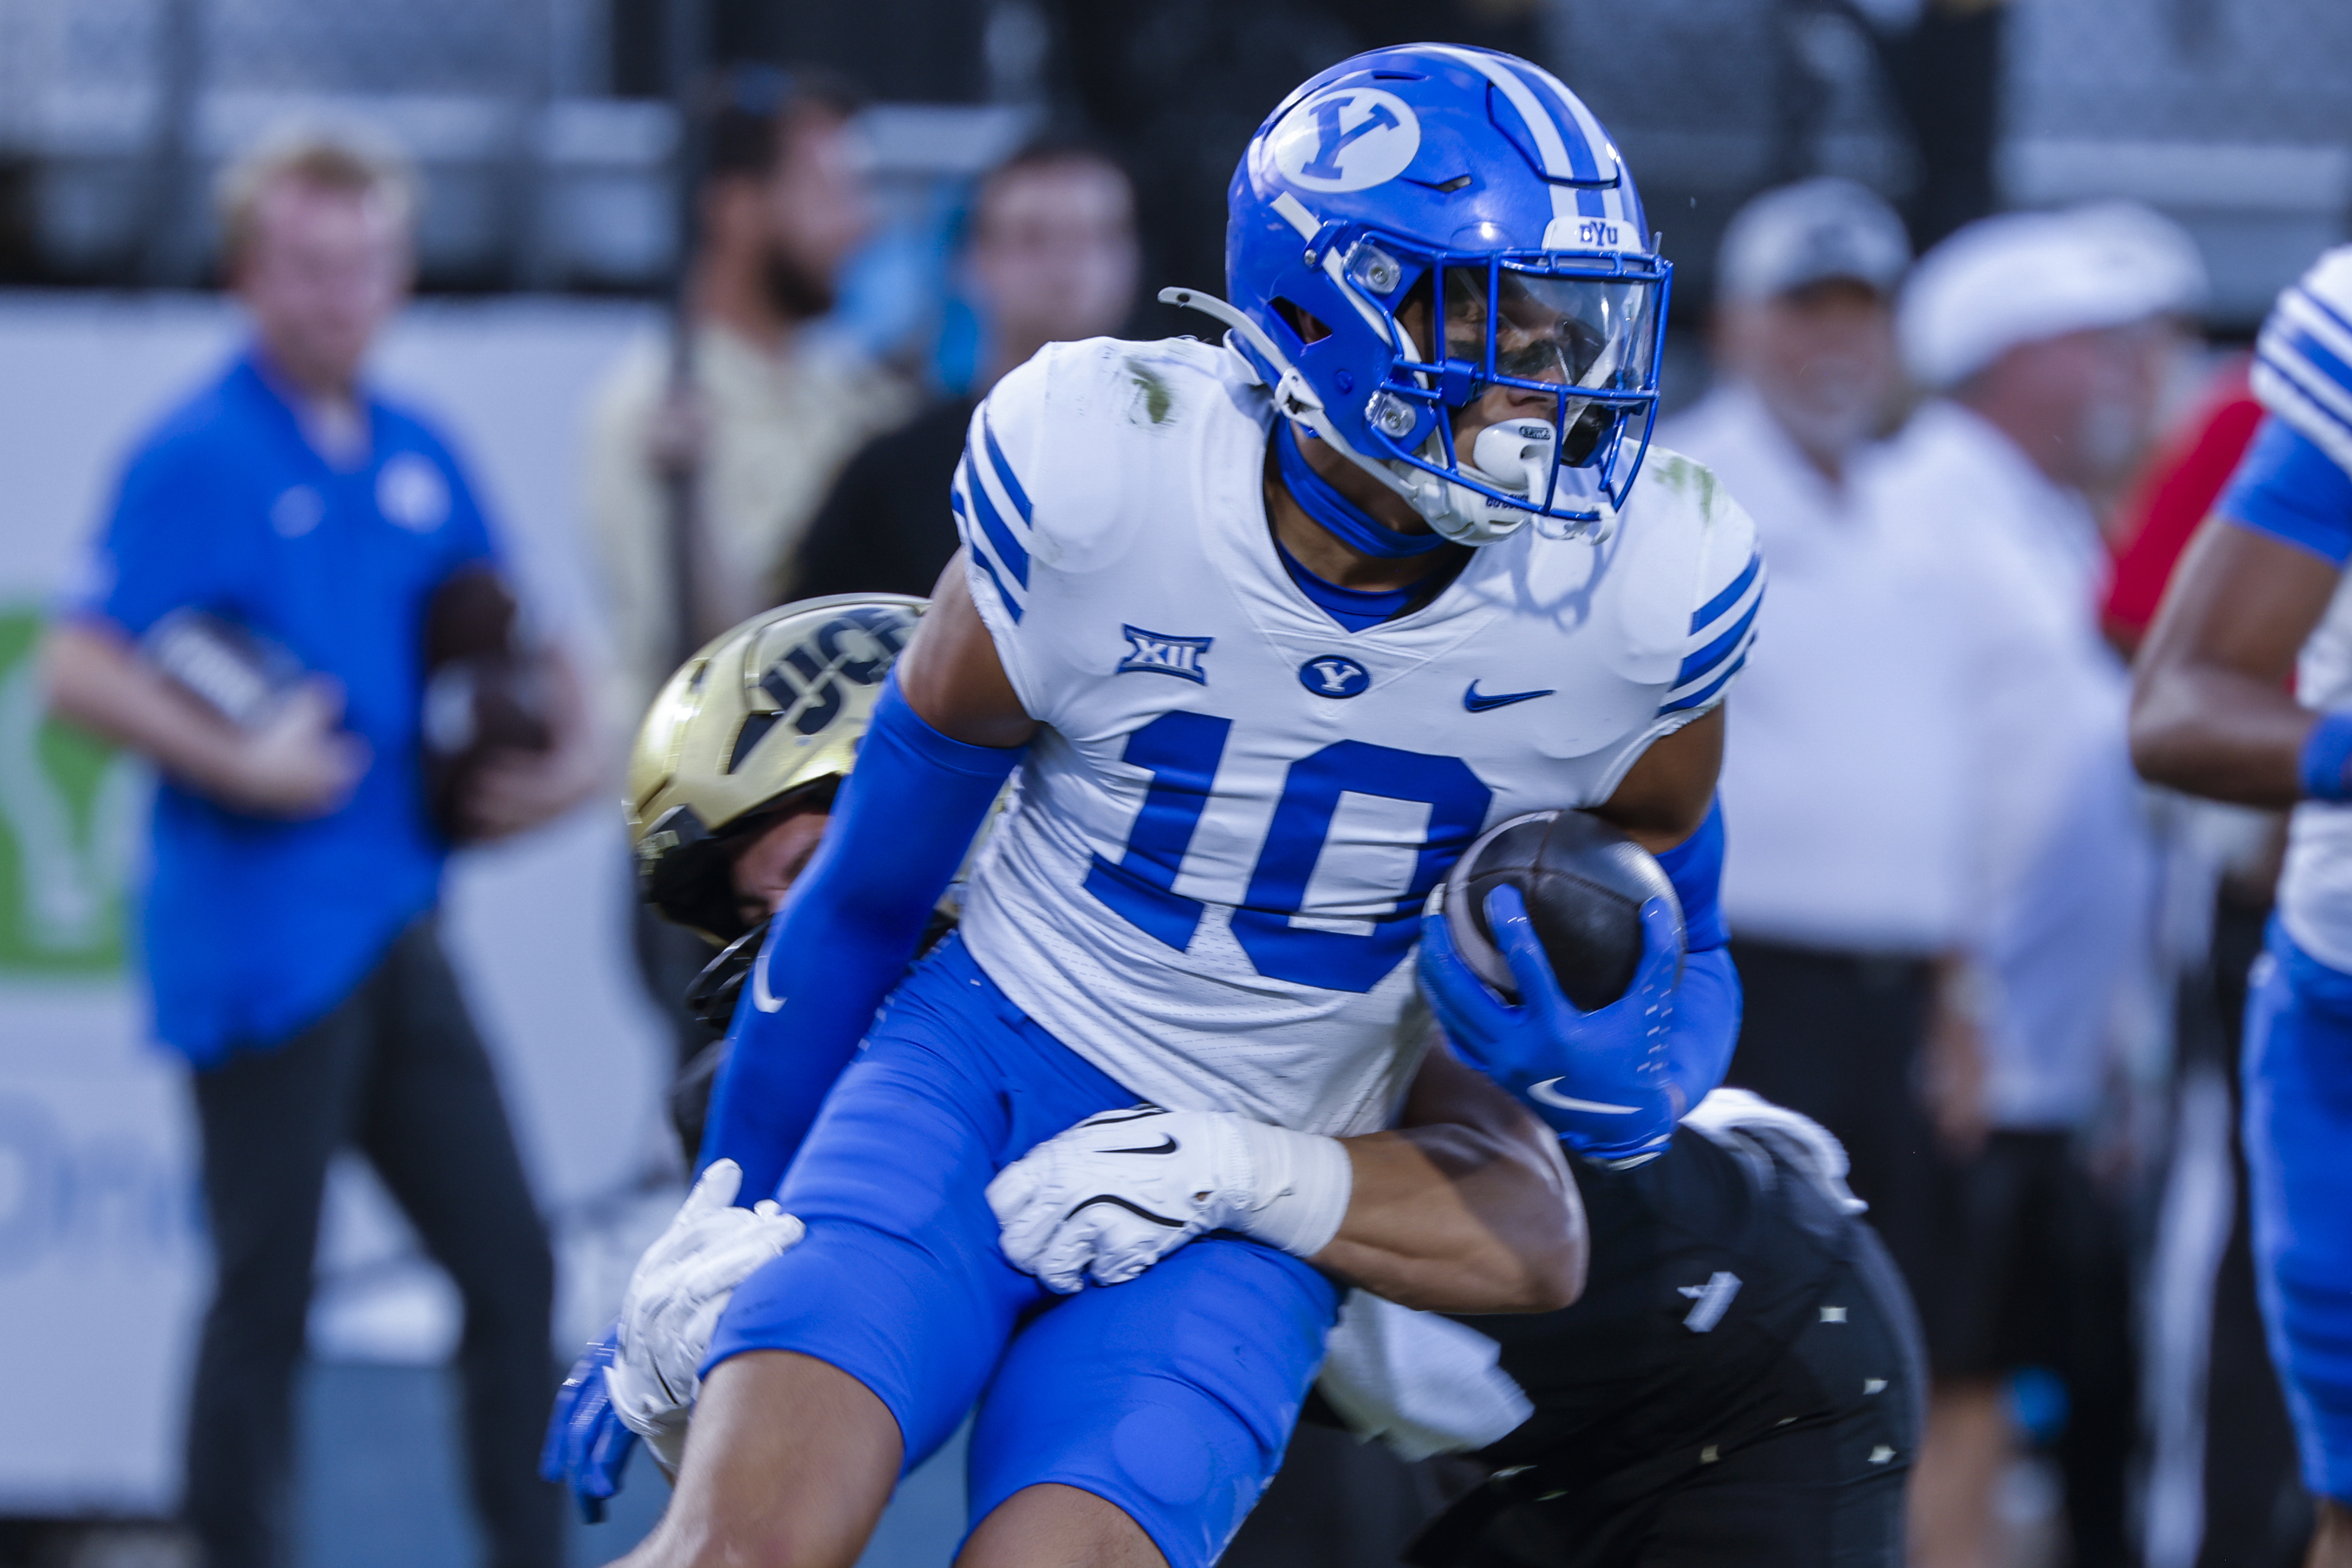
[{"xmin": 1228, "ymin": 1124, "xmax": 1925, "ymax": 1568}]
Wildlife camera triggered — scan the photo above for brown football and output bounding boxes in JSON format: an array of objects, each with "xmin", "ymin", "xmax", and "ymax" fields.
[
  {"xmin": 1442, "ymin": 809, "xmax": 1683, "ymax": 1010},
  {"xmin": 419, "ymin": 564, "xmax": 552, "ymax": 842}
]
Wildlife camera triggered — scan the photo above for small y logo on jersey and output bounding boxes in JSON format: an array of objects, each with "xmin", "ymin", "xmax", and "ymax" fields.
[
  {"xmin": 1298, "ymin": 655, "xmax": 1372, "ymax": 698},
  {"xmin": 1463, "ymin": 681, "xmax": 1555, "ymax": 713},
  {"xmin": 1118, "ymin": 625, "xmax": 1213, "ymax": 684}
]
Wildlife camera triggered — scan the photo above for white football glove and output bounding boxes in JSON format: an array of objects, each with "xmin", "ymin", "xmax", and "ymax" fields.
[
  {"xmin": 603, "ymin": 1159, "xmax": 804, "ymax": 1462},
  {"xmin": 986, "ymin": 1105, "xmax": 1352, "ymax": 1293}
]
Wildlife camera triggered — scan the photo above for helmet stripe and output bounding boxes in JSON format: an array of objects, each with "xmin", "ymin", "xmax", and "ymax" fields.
[
  {"xmin": 1509, "ymin": 61, "xmax": 1624, "ymax": 224},
  {"xmin": 1421, "ymin": 45, "xmax": 1576, "ymax": 236},
  {"xmin": 1514, "ymin": 58, "xmax": 1621, "ymax": 184}
]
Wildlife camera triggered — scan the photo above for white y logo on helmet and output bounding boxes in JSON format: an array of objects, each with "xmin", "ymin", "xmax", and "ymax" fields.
[{"xmin": 1271, "ymin": 88, "xmax": 1421, "ymax": 193}]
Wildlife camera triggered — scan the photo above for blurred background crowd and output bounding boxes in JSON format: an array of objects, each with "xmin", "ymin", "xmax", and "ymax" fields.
[{"xmin": 1, "ymin": 0, "xmax": 2348, "ymax": 1564}]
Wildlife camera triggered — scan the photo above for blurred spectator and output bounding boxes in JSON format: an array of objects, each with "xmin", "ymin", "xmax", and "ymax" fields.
[
  {"xmin": 790, "ymin": 139, "xmax": 1138, "ymax": 600},
  {"xmin": 583, "ymin": 66, "xmax": 913, "ymax": 723},
  {"xmin": 2103, "ymin": 356, "xmax": 2262, "ymax": 653},
  {"xmin": 1662, "ymin": 180, "xmax": 1969, "ymax": 1325},
  {"xmin": 584, "ymin": 67, "xmax": 911, "ymax": 1065},
  {"xmin": 1883, "ymin": 202, "xmax": 2206, "ymax": 1568},
  {"xmin": 39, "ymin": 126, "xmax": 595, "ymax": 1568}
]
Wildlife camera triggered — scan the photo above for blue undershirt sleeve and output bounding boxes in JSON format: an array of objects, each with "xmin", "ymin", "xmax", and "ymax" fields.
[
  {"xmin": 2219, "ymin": 415, "xmax": 2352, "ymax": 566},
  {"xmin": 1652, "ymin": 801, "xmax": 1740, "ymax": 1117},
  {"xmin": 696, "ymin": 673, "xmax": 1027, "ymax": 1203}
]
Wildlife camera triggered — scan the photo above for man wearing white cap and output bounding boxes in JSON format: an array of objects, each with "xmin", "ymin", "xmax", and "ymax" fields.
[
  {"xmin": 2133, "ymin": 245, "xmax": 2352, "ymax": 1568},
  {"xmin": 1881, "ymin": 203, "xmax": 2204, "ymax": 1568},
  {"xmin": 1664, "ymin": 179, "xmax": 1968, "ymax": 1334}
]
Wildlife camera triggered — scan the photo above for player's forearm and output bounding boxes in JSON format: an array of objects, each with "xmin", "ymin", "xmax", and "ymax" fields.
[
  {"xmin": 41, "ymin": 621, "xmax": 250, "ymax": 794},
  {"xmin": 2129, "ymin": 659, "xmax": 2314, "ymax": 807},
  {"xmin": 1315, "ymin": 1121, "xmax": 1584, "ymax": 1314}
]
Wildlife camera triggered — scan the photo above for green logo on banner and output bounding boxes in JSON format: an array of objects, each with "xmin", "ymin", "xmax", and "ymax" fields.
[{"xmin": 0, "ymin": 607, "xmax": 137, "ymax": 974}]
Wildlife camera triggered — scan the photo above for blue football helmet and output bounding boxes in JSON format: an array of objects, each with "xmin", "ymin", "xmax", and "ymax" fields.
[{"xmin": 1167, "ymin": 44, "xmax": 1669, "ymax": 544}]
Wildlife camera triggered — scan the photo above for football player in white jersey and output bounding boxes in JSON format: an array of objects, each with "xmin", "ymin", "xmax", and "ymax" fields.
[
  {"xmin": 595, "ymin": 45, "xmax": 1759, "ymax": 1568},
  {"xmin": 2133, "ymin": 247, "xmax": 2352, "ymax": 1567}
]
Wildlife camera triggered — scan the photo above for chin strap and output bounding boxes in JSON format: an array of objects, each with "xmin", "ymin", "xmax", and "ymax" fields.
[
  {"xmin": 1273, "ymin": 422, "xmax": 1454, "ymax": 559},
  {"xmin": 1159, "ymin": 286, "xmax": 1612, "ymax": 547}
]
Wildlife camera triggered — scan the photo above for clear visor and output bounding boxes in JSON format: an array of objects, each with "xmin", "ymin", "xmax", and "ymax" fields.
[{"xmin": 1440, "ymin": 265, "xmax": 1657, "ymax": 396}]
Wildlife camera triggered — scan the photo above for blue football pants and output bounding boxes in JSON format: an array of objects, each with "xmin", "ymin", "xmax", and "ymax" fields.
[
  {"xmin": 2243, "ymin": 918, "xmax": 2352, "ymax": 1504},
  {"xmin": 706, "ymin": 935, "xmax": 1340, "ymax": 1566}
]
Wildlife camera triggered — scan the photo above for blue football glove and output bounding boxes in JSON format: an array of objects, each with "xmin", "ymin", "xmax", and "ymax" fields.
[
  {"xmin": 1417, "ymin": 884, "xmax": 1682, "ymax": 1159},
  {"xmin": 540, "ymin": 1325, "xmax": 639, "ymax": 1524}
]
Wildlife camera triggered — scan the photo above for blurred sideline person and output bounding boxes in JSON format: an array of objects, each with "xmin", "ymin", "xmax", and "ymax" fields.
[
  {"xmin": 1661, "ymin": 181, "xmax": 1975, "ymax": 1323},
  {"xmin": 1882, "ymin": 203, "xmax": 2205, "ymax": 1568},
  {"xmin": 791, "ymin": 140, "xmax": 1140, "ymax": 600},
  {"xmin": 2132, "ymin": 243, "xmax": 2352, "ymax": 1568},
  {"xmin": 41, "ymin": 128, "xmax": 597, "ymax": 1568},
  {"xmin": 584, "ymin": 66, "xmax": 911, "ymax": 1064},
  {"xmin": 583, "ymin": 65, "xmax": 911, "ymax": 729}
]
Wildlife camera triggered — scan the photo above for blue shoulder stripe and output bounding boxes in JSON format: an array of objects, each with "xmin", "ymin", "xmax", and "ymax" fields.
[
  {"xmin": 2278, "ymin": 317, "xmax": 2352, "ymax": 407},
  {"xmin": 982, "ymin": 414, "xmax": 1033, "ymax": 526},
  {"xmin": 961, "ymin": 451, "xmax": 1031, "ymax": 588},
  {"xmin": 1675, "ymin": 589, "xmax": 1762, "ymax": 687},
  {"xmin": 2265, "ymin": 354, "xmax": 2352, "ymax": 453},
  {"xmin": 1691, "ymin": 550, "xmax": 1763, "ymax": 632},
  {"xmin": 2297, "ymin": 281, "xmax": 2352, "ymax": 368},
  {"xmin": 950, "ymin": 481, "xmax": 1027, "ymax": 622},
  {"xmin": 1660, "ymin": 647, "xmax": 1748, "ymax": 715},
  {"xmin": 964, "ymin": 530, "xmax": 1025, "ymax": 624}
]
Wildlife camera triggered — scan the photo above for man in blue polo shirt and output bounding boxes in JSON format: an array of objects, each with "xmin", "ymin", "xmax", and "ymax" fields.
[{"xmin": 42, "ymin": 128, "xmax": 596, "ymax": 1568}]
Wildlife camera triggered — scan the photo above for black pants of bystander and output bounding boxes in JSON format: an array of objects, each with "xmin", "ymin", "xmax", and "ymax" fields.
[
  {"xmin": 1722, "ymin": 939, "xmax": 1943, "ymax": 1326},
  {"xmin": 182, "ymin": 915, "xmax": 559, "ymax": 1568}
]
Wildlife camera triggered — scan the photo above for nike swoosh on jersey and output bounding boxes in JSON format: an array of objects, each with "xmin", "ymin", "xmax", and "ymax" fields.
[
  {"xmin": 1104, "ymin": 1137, "xmax": 1180, "ymax": 1155},
  {"xmin": 1464, "ymin": 681, "xmax": 1557, "ymax": 712},
  {"xmin": 1527, "ymin": 1078, "xmax": 1639, "ymax": 1115}
]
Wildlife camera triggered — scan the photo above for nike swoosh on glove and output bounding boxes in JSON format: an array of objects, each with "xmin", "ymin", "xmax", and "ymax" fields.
[
  {"xmin": 1417, "ymin": 884, "xmax": 1682, "ymax": 1160},
  {"xmin": 603, "ymin": 1158, "xmax": 805, "ymax": 1455},
  {"xmin": 987, "ymin": 1105, "xmax": 1351, "ymax": 1293}
]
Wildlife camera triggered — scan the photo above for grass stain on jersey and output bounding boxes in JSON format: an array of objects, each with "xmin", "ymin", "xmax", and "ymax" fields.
[
  {"xmin": 1125, "ymin": 358, "xmax": 1175, "ymax": 425},
  {"xmin": 1647, "ymin": 451, "xmax": 1722, "ymax": 514}
]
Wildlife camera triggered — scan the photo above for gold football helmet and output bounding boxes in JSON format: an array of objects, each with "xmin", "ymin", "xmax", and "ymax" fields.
[{"xmin": 627, "ymin": 593, "xmax": 926, "ymax": 942}]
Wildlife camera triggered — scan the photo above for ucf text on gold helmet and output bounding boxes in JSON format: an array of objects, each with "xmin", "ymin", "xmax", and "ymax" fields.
[{"xmin": 626, "ymin": 594, "xmax": 926, "ymax": 943}]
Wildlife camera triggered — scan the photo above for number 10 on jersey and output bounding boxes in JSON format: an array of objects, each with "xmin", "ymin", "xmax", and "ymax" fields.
[{"xmin": 1083, "ymin": 710, "xmax": 1491, "ymax": 993}]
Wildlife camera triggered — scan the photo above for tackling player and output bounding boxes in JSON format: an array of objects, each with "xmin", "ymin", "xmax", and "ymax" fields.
[
  {"xmin": 2131, "ymin": 246, "xmax": 2352, "ymax": 1567},
  {"xmin": 601, "ymin": 46, "xmax": 1758, "ymax": 1568}
]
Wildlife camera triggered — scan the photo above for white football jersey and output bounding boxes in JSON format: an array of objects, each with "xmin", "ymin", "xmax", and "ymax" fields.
[
  {"xmin": 952, "ymin": 337, "xmax": 1761, "ymax": 1136},
  {"xmin": 2257, "ymin": 247, "xmax": 2352, "ymax": 970}
]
